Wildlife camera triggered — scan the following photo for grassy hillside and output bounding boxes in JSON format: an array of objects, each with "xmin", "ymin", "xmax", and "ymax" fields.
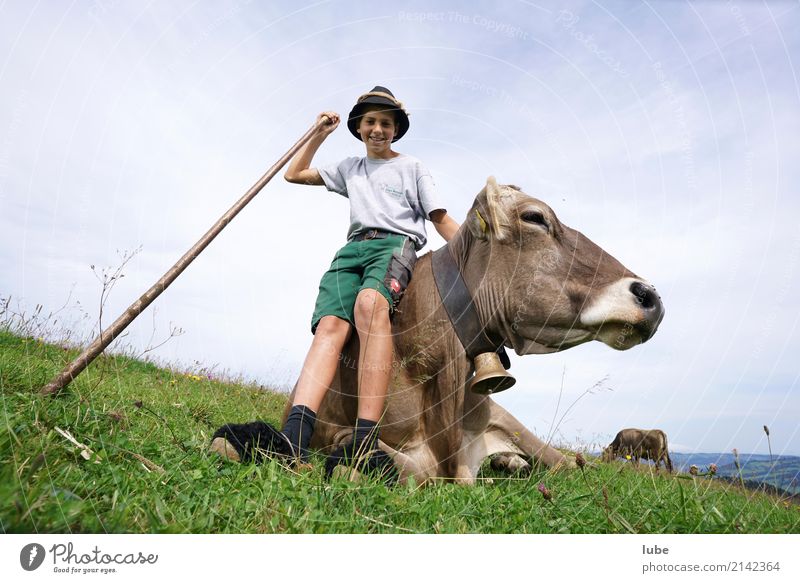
[{"xmin": 1, "ymin": 329, "xmax": 798, "ymax": 534}]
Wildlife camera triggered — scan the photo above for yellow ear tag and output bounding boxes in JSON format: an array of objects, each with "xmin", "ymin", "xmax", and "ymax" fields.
[{"xmin": 475, "ymin": 209, "xmax": 487, "ymax": 234}]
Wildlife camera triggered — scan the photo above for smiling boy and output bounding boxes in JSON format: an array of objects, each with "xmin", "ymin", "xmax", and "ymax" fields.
[{"xmin": 277, "ymin": 86, "xmax": 459, "ymax": 476}]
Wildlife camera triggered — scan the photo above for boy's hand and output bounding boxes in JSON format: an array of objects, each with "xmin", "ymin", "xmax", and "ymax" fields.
[
  {"xmin": 317, "ymin": 111, "xmax": 340, "ymax": 137},
  {"xmin": 284, "ymin": 111, "xmax": 338, "ymax": 185}
]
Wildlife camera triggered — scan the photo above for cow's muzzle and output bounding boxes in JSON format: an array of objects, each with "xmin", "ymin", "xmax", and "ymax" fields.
[
  {"xmin": 579, "ymin": 277, "xmax": 665, "ymax": 348},
  {"xmin": 629, "ymin": 281, "xmax": 664, "ymax": 341}
]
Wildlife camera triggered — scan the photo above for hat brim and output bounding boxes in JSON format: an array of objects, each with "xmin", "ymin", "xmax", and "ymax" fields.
[{"xmin": 347, "ymin": 100, "xmax": 409, "ymax": 143}]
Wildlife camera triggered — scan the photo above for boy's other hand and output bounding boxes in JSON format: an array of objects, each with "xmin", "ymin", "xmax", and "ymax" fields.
[{"xmin": 317, "ymin": 111, "xmax": 340, "ymax": 136}]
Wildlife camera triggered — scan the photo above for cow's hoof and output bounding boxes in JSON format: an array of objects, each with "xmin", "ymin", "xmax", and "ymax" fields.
[
  {"xmin": 209, "ymin": 437, "xmax": 241, "ymax": 462},
  {"xmin": 490, "ymin": 453, "xmax": 531, "ymax": 475}
]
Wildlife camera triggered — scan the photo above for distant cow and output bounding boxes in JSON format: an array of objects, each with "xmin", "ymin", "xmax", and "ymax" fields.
[{"xmin": 602, "ymin": 428, "xmax": 673, "ymax": 472}]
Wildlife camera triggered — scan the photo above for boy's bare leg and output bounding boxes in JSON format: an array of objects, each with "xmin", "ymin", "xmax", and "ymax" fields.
[
  {"xmin": 323, "ymin": 288, "xmax": 397, "ymax": 480},
  {"xmin": 292, "ymin": 315, "xmax": 352, "ymax": 412},
  {"xmin": 353, "ymin": 288, "xmax": 393, "ymax": 421},
  {"xmin": 211, "ymin": 315, "xmax": 350, "ymax": 466}
]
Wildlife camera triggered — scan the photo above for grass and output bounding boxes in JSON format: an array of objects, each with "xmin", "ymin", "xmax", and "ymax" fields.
[{"xmin": 1, "ymin": 328, "xmax": 799, "ymax": 534}]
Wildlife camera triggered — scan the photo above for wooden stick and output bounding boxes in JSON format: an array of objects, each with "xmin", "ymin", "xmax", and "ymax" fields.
[{"xmin": 41, "ymin": 118, "xmax": 330, "ymax": 396}]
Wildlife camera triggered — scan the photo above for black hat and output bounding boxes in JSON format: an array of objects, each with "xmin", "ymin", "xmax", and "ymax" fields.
[{"xmin": 347, "ymin": 86, "xmax": 410, "ymax": 142}]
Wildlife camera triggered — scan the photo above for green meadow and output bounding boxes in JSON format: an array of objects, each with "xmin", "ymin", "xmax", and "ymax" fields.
[{"xmin": 1, "ymin": 329, "xmax": 798, "ymax": 534}]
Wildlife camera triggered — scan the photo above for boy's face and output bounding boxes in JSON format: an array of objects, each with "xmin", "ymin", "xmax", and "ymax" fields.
[{"xmin": 357, "ymin": 108, "xmax": 397, "ymax": 155}]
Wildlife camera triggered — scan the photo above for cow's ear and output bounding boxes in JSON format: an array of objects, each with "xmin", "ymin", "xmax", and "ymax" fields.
[{"xmin": 469, "ymin": 176, "xmax": 513, "ymax": 242}]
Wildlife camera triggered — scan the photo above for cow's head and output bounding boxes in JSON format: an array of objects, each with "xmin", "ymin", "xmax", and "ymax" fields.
[
  {"xmin": 456, "ymin": 177, "xmax": 664, "ymax": 355},
  {"xmin": 600, "ymin": 446, "xmax": 616, "ymax": 462}
]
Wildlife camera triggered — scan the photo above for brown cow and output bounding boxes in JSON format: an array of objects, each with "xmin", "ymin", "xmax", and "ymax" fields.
[
  {"xmin": 213, "ymin": 178, "xmax": 665, "ymax": 484},
  {"xmin": 602, "ymin": 428, "xmax": 673, "ymax": 472}
]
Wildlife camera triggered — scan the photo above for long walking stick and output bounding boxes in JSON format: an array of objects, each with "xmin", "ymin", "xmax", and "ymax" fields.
[{"xmin": 41, "ymin": 116, "xmax": 331, "ymax": 396}]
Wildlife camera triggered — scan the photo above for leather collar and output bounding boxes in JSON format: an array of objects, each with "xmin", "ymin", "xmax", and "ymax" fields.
[{"xmin": 431, "ymin": 245, "xmax": 508, "ymax": 362}]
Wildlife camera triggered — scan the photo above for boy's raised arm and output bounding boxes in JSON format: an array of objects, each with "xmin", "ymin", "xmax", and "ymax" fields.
[{"xmin": 284, "ymin": 111, "xmax": 340, "ymax": 185}]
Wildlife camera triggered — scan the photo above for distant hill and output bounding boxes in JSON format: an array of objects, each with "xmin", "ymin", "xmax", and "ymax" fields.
[
  {"xmin": 591, "ymin": 451, "xmax": 800, "ymax": 496},
  {"xmin": 670, "ymin": 453, "xmax": 800, "ymax": 495}
]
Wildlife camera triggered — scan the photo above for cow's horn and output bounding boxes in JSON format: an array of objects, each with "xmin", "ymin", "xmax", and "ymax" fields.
[
  {"xmin": 468, "ymin": 178, "xmax": 512, "ymax": 241},
  {"xmin": 468, "ymin": 352, "xmax": 516, "ymax": 395},
  {"xmin": 485, "ymin": 176, "xmax": 513, "ymax": 243}
]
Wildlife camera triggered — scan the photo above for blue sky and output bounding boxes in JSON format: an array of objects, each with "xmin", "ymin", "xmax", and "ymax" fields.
[{"xmin": 1, "ymin": 0, "xmax": 798, "ymax": 455}]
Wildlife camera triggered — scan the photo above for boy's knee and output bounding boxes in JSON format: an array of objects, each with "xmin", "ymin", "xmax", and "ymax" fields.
[
  {"xmin": 314, "ymin": 316, "xmax": 352, "ymax": 344},
  {"xmin": 353, "ymin": 289, "xmax": 390, "ymax": 328}
]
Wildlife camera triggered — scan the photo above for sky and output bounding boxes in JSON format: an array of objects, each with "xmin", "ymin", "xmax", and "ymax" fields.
[{"xmin": 1, "ymin": 0, "xmax": 798, "ymax": 456}]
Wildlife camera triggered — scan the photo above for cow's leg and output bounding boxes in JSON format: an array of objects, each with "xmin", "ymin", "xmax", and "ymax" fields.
[
  {"xmin": 457, "ymin": 428, "xmax": 524, "ymax": 483},
  {"xmin": 377, "ymin": 440, "xmax": 436, "ymax": 484},
  {"xmin": 486, "ymin": 399, "xmax": 575, "ymax": 469},
  {"xmin": 490, "ymin": 453, "xmax": 531, "ymax": 474},
  {"xmin": 455, "ymin": 399, "xmax": 574, "ymax": 481},
  {"xmin": 455, "ymin": 393, "xmax": 511, "ymax": 483}
]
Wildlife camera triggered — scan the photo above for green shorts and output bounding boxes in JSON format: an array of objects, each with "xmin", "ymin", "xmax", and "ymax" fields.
[{"xmin": 311, "ymin": 234, "xmax": 417, "ymax": 334}]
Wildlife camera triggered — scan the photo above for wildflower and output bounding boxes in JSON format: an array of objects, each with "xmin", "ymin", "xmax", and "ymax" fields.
[
  {"xmin": 709, "ymin": 463, "xmax": 718, "ymax": 475},
  {"xmin": 575, "ymin": 452, "xmax": 586, "ymax": 469},
  {"xmin": 537, "ymin": 482, "xmax": 552, "ymax": 501},
  {"xmin": 689, "ymin": 465, "xmax": 698, "ymax": 476},
  {"xmin": 625, "ymin": 454, "xmax": 632, "ymax": 461}
]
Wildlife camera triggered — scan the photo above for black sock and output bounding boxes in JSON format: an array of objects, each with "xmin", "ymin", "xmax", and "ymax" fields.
[
  {"xmin": 281, "ymin": 405, "xmax": 317, "ymax": 460},
  {"xmin": 351, "ymin": 418, "xmax": 379, "ymax": 453},
  {"xmin": 323, "ymin": 418, "xmax": 392, "ymax": 481}
]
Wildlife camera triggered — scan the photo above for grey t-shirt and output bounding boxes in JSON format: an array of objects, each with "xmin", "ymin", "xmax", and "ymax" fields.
[{"xmin": 318, "ymin": 154, "xmax": 445, "ymax": 250}]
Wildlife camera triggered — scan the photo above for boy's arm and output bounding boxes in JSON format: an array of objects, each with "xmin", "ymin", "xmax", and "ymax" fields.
[
  {"xmin": 284, "ymin": 111, "xmax": 340, "ymax": 185},
  {"xmin": 429, "ymin": 209, "xmax": 460, "ymax": 242}
]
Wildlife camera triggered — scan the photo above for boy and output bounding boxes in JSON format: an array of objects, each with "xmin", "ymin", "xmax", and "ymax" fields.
[{"xmin": 279, "ymin": 86, "xmax": 459, "ymax": 476}]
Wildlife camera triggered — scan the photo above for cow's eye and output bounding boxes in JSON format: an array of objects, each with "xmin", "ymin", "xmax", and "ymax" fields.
[{"xmin": 521, "ymin": 210, "xmax": 548, "ymax": 228}]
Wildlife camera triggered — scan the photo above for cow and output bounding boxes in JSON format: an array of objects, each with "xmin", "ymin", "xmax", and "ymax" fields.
[
  {"xmin": 212, "ymin": 177, "xmax": 665, "ymax": 484},
  {"xmin": 602, "ymin": 428, "xmax": 673, "ymax": 472}
]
